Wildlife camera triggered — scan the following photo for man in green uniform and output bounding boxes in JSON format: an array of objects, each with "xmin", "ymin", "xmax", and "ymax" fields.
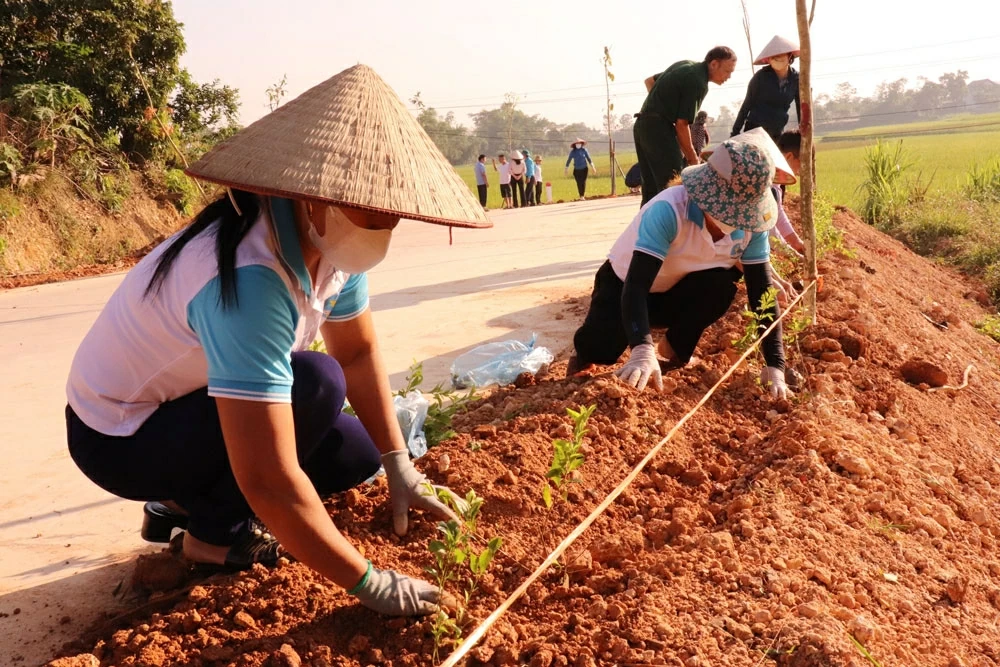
[{"xmin": 634, "ymin": 46, "xmax": 738, "ymax": 206}]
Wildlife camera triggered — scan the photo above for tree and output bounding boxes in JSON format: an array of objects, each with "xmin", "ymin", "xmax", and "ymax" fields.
[
  {"xmin": 266, "ymin": 74, "xmax": 288, "ymax": 111},
  {"xmin": 938, "ymin": 70, "xmax": 969, "ymax": 107},
  {"xmin": 10, "ymin": 82, "xmax": 93, "ymax": 167},
  {"xmin": 618, "ymin": 113, "xmax": 634, "ymax": 133},
  {"xmin": 415, "ymin": 107, "xmax": 479, "ymax": 165},
  {"xmin": 0, "ymin": 0, "xmax": 186, "ymax": 155},
  {"xmin": 171, "ymin": 69, "xmax": 240, "ymax": 138}
]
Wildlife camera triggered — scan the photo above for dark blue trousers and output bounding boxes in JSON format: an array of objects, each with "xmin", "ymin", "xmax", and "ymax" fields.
[{"xmin": 67, "ymin": 352, "xmax": 381, "ymax": 545}]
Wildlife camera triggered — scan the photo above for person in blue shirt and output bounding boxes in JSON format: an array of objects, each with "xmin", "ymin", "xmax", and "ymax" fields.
[
  {"xmin": 523, "ymin": 149, "xmax": 536, "ymax": 206},
  {"xmin": 63, "ymin": 65, "xmax": 492, "ymax": 619},
  {"xmin": 567, "ymin": 130, "xmax": 793, "ymax": 400},
  {"xmin": 565, "ymin": 138, "xmax": 597, "ymax": 200},
  {"xmin": 474, "ymin": 154, "xmax": 489, "ymax": 208}
]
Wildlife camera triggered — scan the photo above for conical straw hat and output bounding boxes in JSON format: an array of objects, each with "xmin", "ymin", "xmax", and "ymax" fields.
[
  {"xmin": 185, "ymin": 64, "xmax": 490, "ymax": 229},
  {"xmin": 754, "ymin": 35, "xmax": 800, "ymax": 65}
]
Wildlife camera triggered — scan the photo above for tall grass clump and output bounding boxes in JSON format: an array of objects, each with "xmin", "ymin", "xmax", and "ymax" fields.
[
  {"xmin": 964, "ymin": 156, "xmax": 1000, "ymax": 203},
  {"xmin": 857, "ymin": 139, "xmax": 913, "ymax": 228}
]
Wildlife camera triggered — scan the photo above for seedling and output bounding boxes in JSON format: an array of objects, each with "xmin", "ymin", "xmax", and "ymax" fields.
[
  {"xmin": 396, "ymin": 361, "xmax": 478, "ymax": 448},
  {"xmin": 848, "ymin": 633, "xmax": 884, "ymax": 667},
  {"xmin": 425, "ymin": 487, "xmax": 502, "ymax": 663},
  {"xmin": 542, "ymin": 405, "xmax": 596, "ymax": 508},
  {"xmin": 732, "ymin": 287, "xmax": 778, "ymax": 358}
]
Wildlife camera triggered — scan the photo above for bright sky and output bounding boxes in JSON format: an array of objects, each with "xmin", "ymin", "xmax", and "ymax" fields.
[{"xmin": 172, "ymin": 0, "xmax": 1000, "ymax": 130}]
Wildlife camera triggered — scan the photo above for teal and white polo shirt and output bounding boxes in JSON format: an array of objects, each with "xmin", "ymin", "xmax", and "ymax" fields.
[
  {"xmin": 607, "ymin": 185, "xmax": 771, "ymax": 292},
  {"xmin": 67, "ymin": 196, "xmax": 368, "ymax": 437}
]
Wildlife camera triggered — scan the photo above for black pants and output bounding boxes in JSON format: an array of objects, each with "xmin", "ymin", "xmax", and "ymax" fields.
[
  {"xmin": 477, "ymin": 184, "xmax": 488, "ymax": 206},
  {"xmin": 535, "ymin": 180, "xmax": 543, "ymax": 203},
  {"xmin": 511, "ymin": 178, "xmax": 525, "ymax": 207},
  {"xmin": 525, "ymin": 177, "xmax": 536, "ymax": 205},
  {"xmin": 67, "ymin": 352, "xmax": 381, "ymax": 546},
  {"xmin": 573, "ymin": 261, "xmax": 741, "ymax": 366},
  {"xmin": 634, "ymin": 114, "xmax": 684, "ymax": 206},
  {"xmin": 573, "ymin": 168, "xmax": 588, "ymax": 197}
]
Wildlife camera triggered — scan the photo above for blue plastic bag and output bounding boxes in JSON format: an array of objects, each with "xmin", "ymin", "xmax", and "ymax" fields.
[{"xmin": 450, "ymin": 333, "xmax": 553, "ymax": 389}]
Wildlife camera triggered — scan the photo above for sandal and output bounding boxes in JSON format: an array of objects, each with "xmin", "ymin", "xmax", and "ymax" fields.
[
  {"xmin": 141, "ymin": 501, "xmax": 189, "ymax": 543},
  {"xmin": 224, "ymin": 518, "xmax": 283, "ymax": 569}
]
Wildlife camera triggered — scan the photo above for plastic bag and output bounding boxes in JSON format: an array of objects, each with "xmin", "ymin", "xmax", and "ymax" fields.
[
  {"xmin": 450, "ymin": 333, "xmax": 553, "ymax": 389},
  {"xmin": 394, "ymin": 390, "xmax": 429, "ymax": 459}
]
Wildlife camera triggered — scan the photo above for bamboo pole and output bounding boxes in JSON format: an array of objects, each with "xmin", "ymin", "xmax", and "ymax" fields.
[{"xmin": 796, "ymin": 0, "xmax": 817, "ymax": 321}]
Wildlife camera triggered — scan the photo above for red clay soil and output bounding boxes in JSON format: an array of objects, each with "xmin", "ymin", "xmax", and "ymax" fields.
[{"xmin": 51, "ymin": 206, "xmax": 1000, "ymax": 667}]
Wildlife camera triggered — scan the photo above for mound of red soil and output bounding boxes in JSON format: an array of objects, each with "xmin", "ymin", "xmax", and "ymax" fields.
[{"xmin": 54, "ymin": 206, "xmax": 1000, "ymax": 666}]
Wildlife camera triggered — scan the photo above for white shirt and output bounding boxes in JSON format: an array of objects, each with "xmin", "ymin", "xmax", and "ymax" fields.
[
  {"xmin": 497, "ymin": 162, "xmax": 511, "ymax": 185},
  {"xmin": 608, "ymin": 185, "xmax": 770, "ymax": 293},
  {"xmin": 66, "ymin": 197, "xmax": 367, "ymax": 436},
  {"xmin": 534, "ymin": 164, "xmax": 543, "ymax": 183}
]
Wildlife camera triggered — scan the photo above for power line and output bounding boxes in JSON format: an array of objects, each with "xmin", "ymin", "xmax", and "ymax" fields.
[
  {"xmin": 414, "ymin": 54, "xmax": 1000, "ymax": 112},
  {"xmin": 420, "ymin": 34, "xmax": 1000, "ymax": 107},
  {"xmin": 420, "ymin": 98, "xmax": 1000, "ymax": 143}
]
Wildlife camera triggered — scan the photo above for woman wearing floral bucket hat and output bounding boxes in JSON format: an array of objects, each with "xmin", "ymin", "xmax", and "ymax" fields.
[
  {"xmin": 567, "ymin": 129, "xmax": 794, "ymax": 399},
  {"xmin": 64, "ymin": 64, "xmax": 490, "ymax": 617}
]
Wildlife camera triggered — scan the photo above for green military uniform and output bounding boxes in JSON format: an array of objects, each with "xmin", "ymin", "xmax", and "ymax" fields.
[{"xmin": 634, "ymin": 60, "xmax": 710, "ymax": 206}]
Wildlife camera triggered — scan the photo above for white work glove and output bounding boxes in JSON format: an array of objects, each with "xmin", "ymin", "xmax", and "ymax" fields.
[
  {"xmin": 760, "ymin": 366, "xmax": 788, "ymax": 400},
  {"xmin": 382, "ymin": 450, "xmax": 461, "ymax": 536},
  {"xmin": 614, "ymin": 342, "xmax": 663, "ymax": 391},
  {"xmin": 351, "ymin": 561, "xmax": 440, "ymax": 616}
]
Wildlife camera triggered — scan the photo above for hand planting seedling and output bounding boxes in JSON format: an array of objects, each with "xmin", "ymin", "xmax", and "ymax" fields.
[
  {"xmin": 542, "ymin": 404, "xmax": 596, "ymax": 509},
  {"xmin": 424, "ymin": 487, "xmax": 502, "ymax": 663},
  {"xmin": 732, "ymin": 287, "xmax": 778, "ymax": 358}
]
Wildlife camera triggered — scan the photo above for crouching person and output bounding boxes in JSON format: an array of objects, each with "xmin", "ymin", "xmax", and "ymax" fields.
[{"xmin": 567, "ymin": 130, "xmax": 794, "ymax": 398}]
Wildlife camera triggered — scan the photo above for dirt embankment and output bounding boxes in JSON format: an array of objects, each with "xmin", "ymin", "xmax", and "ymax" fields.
[
  {"xmin": 48, "ymin": 206, "xmax": 1000, "ymax": 667},
  {"xmin": 0, "ymin": 173, "xmax": 182, "ymax": 288}
]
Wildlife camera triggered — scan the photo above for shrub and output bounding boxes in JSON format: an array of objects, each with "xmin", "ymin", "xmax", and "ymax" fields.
[
  {"xmin": 164, "ymin": 168, "xmax": 201, "ymax": 215},
  {"xmin": 965, "ymin": 156, "xmax": 1000, "ymax": 203},
  {"xmin": 856, "ymin": 139, "xmax": 913, "ymax": 228},
  {"xmin": 0, "ymin": 143, "xmax": 23, "ymax": 187}
]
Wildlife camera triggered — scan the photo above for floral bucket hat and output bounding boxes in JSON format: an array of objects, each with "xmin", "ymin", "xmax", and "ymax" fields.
[{"xmin": 681, "ymin": 129, "xmax": 787, "ymax": 233}]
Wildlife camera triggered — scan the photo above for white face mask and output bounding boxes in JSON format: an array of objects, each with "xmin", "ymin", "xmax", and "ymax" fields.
[
  {"xmin": 770, "ymin": 56, "xmax": 790, "ymax": 73},
  {"xmin": 307, "ymin": 205, "xmax": 392, "ymax": 273}
]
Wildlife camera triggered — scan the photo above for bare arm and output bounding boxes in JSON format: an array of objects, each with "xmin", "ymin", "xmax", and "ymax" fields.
[
  {"xmin": 217, "ymin": 399, "xmax": 369, "ymax": 590},
  {"xmin": 321, "ymin": 308, "xmax": 406, "ymax": 457},
  {"xmin": 644, "ymin": 72, "xmax": 661, "ymax": 93},
  {"xmin": 675, "ymin": 119, "xmax": 699, "ymax": 165}
]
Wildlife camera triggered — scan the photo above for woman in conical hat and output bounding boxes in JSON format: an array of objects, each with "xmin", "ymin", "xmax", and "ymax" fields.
[
  {"xmin": 64, "ymin": 65, "xmax": 489, "ymax": 617},
  {"xmin": 731, "ymin": 35, "xmax": 801, "ymax": 141}
]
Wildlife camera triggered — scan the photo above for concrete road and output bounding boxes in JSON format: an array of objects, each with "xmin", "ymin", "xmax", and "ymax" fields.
[{"xmin": 0, "ymin": 195, "xmax": 637, "ymax": 664}]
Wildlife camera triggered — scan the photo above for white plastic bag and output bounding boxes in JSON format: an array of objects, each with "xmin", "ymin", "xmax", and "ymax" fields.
[
  {"xmin": 450, "ymin": 333, "xmax": 553, "ymax": 389},
  {"xmin": 394, "ymin": 390, "xmax": 429, "ymax": 459}
]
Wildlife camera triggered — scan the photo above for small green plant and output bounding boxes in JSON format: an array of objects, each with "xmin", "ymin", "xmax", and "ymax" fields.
[
  {"xmin": 542, "ymin": 404, "xmax": 595, "ymax": 508},
  {"xmin": 164, "ymin": 168, "xmax": 202, "ymax": 215},
  {"xmin": 0, "ymin": 143, "xmax": 24, "ymax": 187},
  {"xmin": 814, "ymin": 194, "xmax": 854, "ymax": 259},
  {"xmin": 965, "ymin": 156, "xmax": 1000, "ymax": 203},
  {"xmin": 396, "ymin": 361, "xmax": 477, "ymax": 448},
  {"xmin": 857, "ymin": 139, "xmax": 913, "ymax": 228},
  {"xmin": 848, "ymin": 633, "xmax": 883, "ymax": 667},
  {"xmin": 732, "ymin": 287, "xmax": 778, "ymax": 356},
  {"xmin": 426, "ymin": 488, "xmax": 502, "ymax": 663},
  {"xmin": 976, "ymin": 314, "xmax": 1000, "ymax": 343}
]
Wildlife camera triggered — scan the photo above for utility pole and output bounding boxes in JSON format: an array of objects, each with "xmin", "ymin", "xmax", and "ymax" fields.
[
  {"xmin": 603, "ymin": 47, "xmax": 616, "ymax": 196},
  {"xmin": 796, "ymin": 0, "xmax": 818, "ymax": 320}
]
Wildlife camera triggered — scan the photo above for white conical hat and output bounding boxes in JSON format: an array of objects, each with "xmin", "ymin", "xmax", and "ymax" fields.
[
  {"xmin": 186, "ymin": 64, "xmax": 490, "ymax": 229},
  {"xmin": 754, "ymin": 35, "xmax": 800, "ymax": 65},
  {"xmin": 699, "ymin": 127, "xmax": 797, "ymax": 185}
]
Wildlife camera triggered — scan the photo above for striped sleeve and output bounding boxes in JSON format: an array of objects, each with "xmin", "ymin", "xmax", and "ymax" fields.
[
  {"xmin": 326, "ymin": 272, "xmax": 369, "ymax": 321},
  {"xmin": 741, "ymin": 231, "xmax": 772, "ymax": 265},
  {"xmin": 634, "ymin": 201, "xmax": 679, "ymax": 260},
  {"xmin": 187, "ymin": 265, "xmax": 297, "ymax": 402}
]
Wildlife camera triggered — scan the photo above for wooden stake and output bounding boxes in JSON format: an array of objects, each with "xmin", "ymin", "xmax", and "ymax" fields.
[{"xmin": 796, "ymin": 0, "xmax": 817, "ymax": 321}]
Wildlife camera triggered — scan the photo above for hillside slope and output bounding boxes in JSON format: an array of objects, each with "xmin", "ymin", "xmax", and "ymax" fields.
[{"xmin": 51, "ymin": 206, "xmax": 1000, "ymax": 667}]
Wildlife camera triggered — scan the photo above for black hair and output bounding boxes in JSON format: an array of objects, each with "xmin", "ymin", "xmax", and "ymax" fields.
[
  {"xmin": 704, "ymin": 46, "xmax": 737, "ymax": 63},
  {"xmin": 478, "ymin": 154, "xmax": 486, "ymax": 160},
  {"xmin": 777, "ymin": 130, "xmax": 801, "ymax": 156},
  {"xmin": 497, "ymin": 153, "xmax": 505, "ymax": 158},
  {"xmin": 144, "ymin": 188, "xmax": 262, "ymax": 309}
]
